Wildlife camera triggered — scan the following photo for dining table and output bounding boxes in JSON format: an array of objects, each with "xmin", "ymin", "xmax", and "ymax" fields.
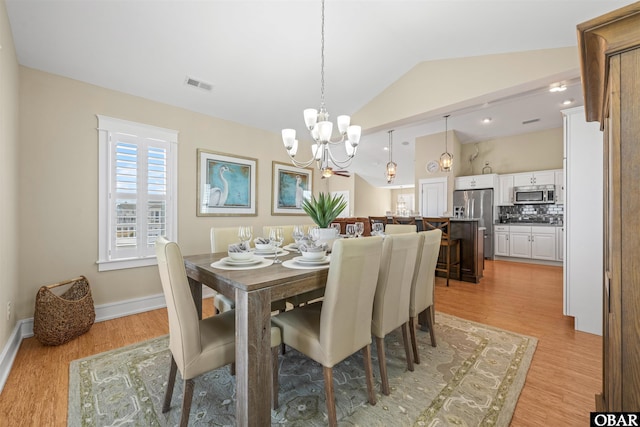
[{"xmin": 183, "ymin": 250, "xmax": 329, "ymax": 426}]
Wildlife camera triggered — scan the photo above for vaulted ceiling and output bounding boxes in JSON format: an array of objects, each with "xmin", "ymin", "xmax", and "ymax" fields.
[{"xmin": 5, "ymin": 0, "xmax": 632, "ymax": 186}]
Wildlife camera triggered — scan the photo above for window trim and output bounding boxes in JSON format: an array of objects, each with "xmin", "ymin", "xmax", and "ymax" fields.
[{"xmin": 96, "ymin": 115, "xmax": 178, "ymax": 271}]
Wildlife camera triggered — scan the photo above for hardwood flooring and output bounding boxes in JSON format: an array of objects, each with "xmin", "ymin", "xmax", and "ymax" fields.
[{"xmin": 0, "ymin": 260, "xmax": 600, "ymax": 426}]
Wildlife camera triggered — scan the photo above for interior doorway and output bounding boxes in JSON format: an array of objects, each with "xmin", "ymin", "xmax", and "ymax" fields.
[{"xmin": 419, "ymin": 177, "xmax": 448, "ymax": 217}]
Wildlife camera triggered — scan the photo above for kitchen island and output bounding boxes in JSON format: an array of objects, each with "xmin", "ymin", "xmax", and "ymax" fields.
[{"xmin": 448, "ymin": 218, "xmax": 484, "ymax": 283}]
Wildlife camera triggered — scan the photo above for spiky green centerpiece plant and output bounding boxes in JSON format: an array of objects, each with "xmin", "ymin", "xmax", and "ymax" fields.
[{"xmin": 301, "ymin": 192, "xmax": 347, "ymax": 229}]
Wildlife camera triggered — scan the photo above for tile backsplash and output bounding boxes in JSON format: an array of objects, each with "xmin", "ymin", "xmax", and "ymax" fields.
[{"xmin": 498, "ymin": 204, "xmax": 564, "ymax": 224}]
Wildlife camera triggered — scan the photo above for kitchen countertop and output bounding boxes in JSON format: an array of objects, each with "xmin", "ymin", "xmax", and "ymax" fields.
[
  {"xmin": 450, "ymin": 218, "xmax": 480, "ymax": 221},
  {"xmin": 495, "ymin": 221, "xmax": 563, "ymax": 227}
]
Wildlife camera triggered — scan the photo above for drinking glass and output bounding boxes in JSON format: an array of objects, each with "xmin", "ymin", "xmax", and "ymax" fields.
[
  {"xmin": 330, "ymin": 223, "xmax": 341, "ymax": 235},
  {"xmin": 292, "ymin": 225, "xmax": 305, "ymax": 246},
  {"xmin": 308, "ymin": 225, "xmax": 320, "ymax": 243},
  {"xmin": 238, "ymin": 226, "xmax": 252, "ymax": 250},
  {"xmin": 372, "ymin": 222, "xmax": 384, "ymax": 236},
  {"xmin": 269, "ymin": 227, "xmax": 284, "ymax": 264},
  {"xmin": 355, "ymin": 222, "xmax": 364, "ymax": 238},
  {"xmin": 345, "ymin": 224, "xmax": 356, "ymax": 238}
]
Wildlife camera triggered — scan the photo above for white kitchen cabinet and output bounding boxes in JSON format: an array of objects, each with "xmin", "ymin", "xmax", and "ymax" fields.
[
  {"xmin": 454, "ymin": 173, "xmax": 497, "ymax": 190},
  {"xmin": 531, "ymin": 226, "xmax": 557, "ymax": 261},
  {"xmin": 497, "ymin": 175, "xmax": 514, "ymax": 206},
  {"xmin": 555, "ymin": 170, "xmax": 564, "ymax": 204},
  {"xmin": 512, "ymin": 170, "xmax": 556, "ymax": 187},
  {"xmin": 494, "ymin": 225, "xmax": 510, "ymax": 256},
  {"xmin": 509, "ymin": 226, "xmax": 532, "ymax": 258},
  {"xmin": 557, "ymin": 226, "xmax": 564, "ymax": 262}
]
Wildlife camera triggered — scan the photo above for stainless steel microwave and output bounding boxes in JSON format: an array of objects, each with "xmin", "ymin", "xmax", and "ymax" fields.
[{"xmin": 513, "ymin": 184, "xmax": 556, "ymax": 204}]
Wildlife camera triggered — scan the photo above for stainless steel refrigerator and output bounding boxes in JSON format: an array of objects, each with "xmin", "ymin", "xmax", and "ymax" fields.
[{"xmin": 453, "ymin": 189, "xmax": 494, "ymax": 259}]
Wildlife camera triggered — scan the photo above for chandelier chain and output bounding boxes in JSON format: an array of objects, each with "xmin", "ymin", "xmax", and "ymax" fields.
[{"xmin": 320, "ymin": 0, "xmax": 325, "ymax": 110}]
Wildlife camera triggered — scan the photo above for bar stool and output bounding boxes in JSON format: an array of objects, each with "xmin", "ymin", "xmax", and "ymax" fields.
[{"xmin": 422, "ymin": 218, "xmax": 461, "ymax": 286}]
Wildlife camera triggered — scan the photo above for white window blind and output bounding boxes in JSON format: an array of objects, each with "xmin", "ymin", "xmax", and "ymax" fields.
[{"xmin": 97, "ymin": 115, "xmax": 178, "ymax": 271}]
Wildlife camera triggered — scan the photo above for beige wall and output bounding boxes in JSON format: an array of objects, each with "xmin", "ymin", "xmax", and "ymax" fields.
[
  {"xmin": 353, "ymin": 175, "xmax": 392, "ymax": 217},
  {"xmin": 16, "ymin": 67, "xmax": 321, "ymax": 319},
  {"xmin": 0, "ymin": 0, "xmax": 20, "ymax": 350},
  {"xmin": 459, "ymin": 128, "xmax": 563, "ymax": 176},
  {"xmin": 414, "ymin": 129, "xmax": 462, "ymax": 214},
  {"xmin": 354, "ymin": 47, "xmax": 579, "ymax": 132}
]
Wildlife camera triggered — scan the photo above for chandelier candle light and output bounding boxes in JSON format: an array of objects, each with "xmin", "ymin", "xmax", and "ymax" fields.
[
  {"xmin": 281, "ymin": 0, "xmax": 361, "ymax": 178},
  {"xmin": 440, "ymin": 114, "xmax": 453, "ymax": 172},
  {"xmin": 385, "ymin": 130, "xmax": 397, "ymax": 184}
]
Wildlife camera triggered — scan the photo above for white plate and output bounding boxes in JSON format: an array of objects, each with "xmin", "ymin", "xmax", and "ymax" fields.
[
  {"xmin": 253, "ymin": 248, "xmax": 285, "ymax": 255},
  {"xmin": 293, "ymin": 255, "xmax": 330, "ymax": 265},
  {"xmin": 222, "ymin": 256, "xmax": 263, "ymax": 266}
]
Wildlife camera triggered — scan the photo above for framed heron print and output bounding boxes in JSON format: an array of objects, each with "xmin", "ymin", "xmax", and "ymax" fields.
[
  {"xmin": 271, "ymin": 161, "xmax": 313, "ymax": 215},
  {"xmin": 197, "ymin": 149, "xmax": 257, "ymax": 216}
]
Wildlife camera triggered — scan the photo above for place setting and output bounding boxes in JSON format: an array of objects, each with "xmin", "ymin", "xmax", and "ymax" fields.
[{"xmin": 283, "ymin": 241, "xmax": 331, "ymax": 270}]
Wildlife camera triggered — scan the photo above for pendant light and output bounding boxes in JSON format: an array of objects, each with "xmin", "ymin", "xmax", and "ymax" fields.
[
  {"xmin": 440, "ymin": 115, "xmax": 453, "ymax": 172},
  {"xmin": 385, "ymin": 130, "xmax": 397, "ymax": 184}
]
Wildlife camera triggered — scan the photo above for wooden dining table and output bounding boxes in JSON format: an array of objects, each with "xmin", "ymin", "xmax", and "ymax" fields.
[{"xmin": 183, "ymin": 251, "xmax": 329, "ymax": 426}]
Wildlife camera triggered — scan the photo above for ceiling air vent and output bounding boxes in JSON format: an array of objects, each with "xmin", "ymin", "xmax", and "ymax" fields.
[
  {"xmin": 522, "ymin": 118, "xmax": 540, "ymax": 125},
  {"xmin": 185, "ymin": 76, "xmax": 213, "ymax": 91}
]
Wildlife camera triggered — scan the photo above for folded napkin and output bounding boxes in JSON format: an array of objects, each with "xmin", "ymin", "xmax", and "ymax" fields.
[
  {"xmin": 298, "ymin": 243, "xmax": 328, "ymax": 252},
  {"xmin": 228, "ymin": 243, "xmax": 250, "ymax": 252},
  {"xmin": 255, "ymin": 237, "xmax": 270, "ymax": 245}
]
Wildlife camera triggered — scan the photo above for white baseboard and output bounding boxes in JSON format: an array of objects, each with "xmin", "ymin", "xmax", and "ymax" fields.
[{"xmin": 0, "ymin": 287, "xmax": 216, "ymax": 394}]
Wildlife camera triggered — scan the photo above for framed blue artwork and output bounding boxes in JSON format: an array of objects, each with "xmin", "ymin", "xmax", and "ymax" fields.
[
  {"xmin": 271, "ymin": 161, "xmax": 313, "ymax": 215},
  {"xmin": 197, "ymin": 149, "xmax": 257, "ymax": 216}
]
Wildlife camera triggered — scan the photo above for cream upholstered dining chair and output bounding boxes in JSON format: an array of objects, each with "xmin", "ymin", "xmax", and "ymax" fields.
[
  {"xmin": 155, "ymin": 237, "xmax": 282, "ymax": 426},
  {"xmin": 409, "ymin": 229, "xmax": 442, "ymax": 364},
  {"xmin": 371, "ymin": 233, "xmax": 420, "ymax": 395},
  {"xmin": 262, "ymin": 225, "xmax": 296, "ymax": 245},
  {"xmin": 209, "ymin": 226, "xmax": 249, "ymax": 313},
  {"xmin": 384, "ymin": 223, "xmax": 417, "ymax": 234},
  {"xmin": 271, "ymin": 236, "xmax": 384, "ymax": 427}
]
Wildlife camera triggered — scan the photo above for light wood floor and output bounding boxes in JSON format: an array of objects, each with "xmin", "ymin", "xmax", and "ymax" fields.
[{"xmin": 0, "ymin": 260, "xmax": 600, "ymax": 426}]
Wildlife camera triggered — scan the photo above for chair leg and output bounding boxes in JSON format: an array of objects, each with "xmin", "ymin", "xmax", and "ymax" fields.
[
  {"xmin": 401, "ymin": 322, "xmax": 414, "ymax": 372},
  {"xmin": 425, "ymin": 305, "xmax": 437, "ymax": 347},
  {"xmin": 271, "ymin": 345, "xmax": 280, "ymax": 410},
  {"xmin": 409, "ymin": 316, "xmax": 420, "ymax": 364},
  {"xmin": 375, "ymin": 336, "xmax": 390, "ymax": 395},
  {"xmin": 446, "ymin": 244, "xmax": 451, "ymax": 287},
  {"xmin": 323, "ymin": 366, "xmax": 338, "ymax": 427},
  {"xmin": 163, "ymin": 355, "xmax": 178, "ymax": 413},
  {"xmin": 362, "ymin": 344, "xmax": 377, "ymax": 406},
  {"xmin": 180, "ymin": 378, "xmax": 195, "ymax": 427},
  {"xmin": 230, "ymin": 362, "xmax": 236, "ymax": 376}
]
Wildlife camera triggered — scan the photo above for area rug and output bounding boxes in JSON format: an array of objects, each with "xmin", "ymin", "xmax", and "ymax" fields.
[{"xmin": 68, "ymin": 312, "xmax": 537, "ymax": 426}]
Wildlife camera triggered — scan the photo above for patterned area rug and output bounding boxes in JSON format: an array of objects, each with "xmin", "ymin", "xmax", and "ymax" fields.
[{"xmin": 68, "ymin": 313, "xmax": 536, "ymax": 426}]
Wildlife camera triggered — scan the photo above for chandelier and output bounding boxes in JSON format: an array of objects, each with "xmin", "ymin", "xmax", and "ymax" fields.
[
  {"xmin": 385, "ymin": 130, "xmax": 397, "ymax": 183},
  {"xmin": 281, "ymin": 0, "xmax": 361, "ymax": 178},
  {"xmin": 440, "ymin": 115, "xmax": 453, "ymax": 172}
]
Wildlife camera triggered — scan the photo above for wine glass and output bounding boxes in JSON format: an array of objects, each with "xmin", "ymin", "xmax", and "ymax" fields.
[
  {"xmin": 269, "ymin": 227, "xmax": 284, "ymax": 264},
  {"xmin": 308, "ymin": 225, "xmax": 320, "ymax": 243},
  {"xmin": 238, "ymin": 226, "xmax": 252, "ymax": 250},
  {"xmin": 355, "ymin": 222, "xmax": 364, "ymax": 238},
  {"xmin": 345, "ymin": 224, "xmax": 356, "ymax": 238},
  {"xmin": 372, "ymin": 222, "xmax": 384, "ymax": 236},
  {"xmin": 330, "ymin": 222, "xmax": 341, "ymax": 235},
  {"xmin": 292, "ymin": 225, "xmax": 305, "ymax": 246}
]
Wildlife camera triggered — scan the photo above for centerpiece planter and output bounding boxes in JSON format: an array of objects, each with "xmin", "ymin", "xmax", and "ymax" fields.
[{"xmin": 301, "ymin": 192, "xmax": 347, "ymax": 249}]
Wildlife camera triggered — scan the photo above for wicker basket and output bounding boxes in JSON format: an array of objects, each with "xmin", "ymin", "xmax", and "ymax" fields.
[{"xmin": 33, "ymin": 276, "xmax": 96, "ymax": 346}]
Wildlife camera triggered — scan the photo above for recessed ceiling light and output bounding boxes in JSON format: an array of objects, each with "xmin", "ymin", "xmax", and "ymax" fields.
[
  {"xmin": 562, "ymin": 99, "xmax": 574, "ymax": 105},
  {"xmin": 482, "ymin": 117, "xmax": 492, "ymax": 124},
  {"xmin": 401, "ymin": 141, "xmax": 409, "ymax": 146},
  {"xmin": 383, "ymin": 146, "xmax": 388, "ymax": 151},
  {"xmin": 549, "ymin": 82, "xmax": 567, "ymax": 92}
]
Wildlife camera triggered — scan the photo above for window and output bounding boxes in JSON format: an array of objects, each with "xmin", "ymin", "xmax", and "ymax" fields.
[{"xmin": 97, "ymin": 115, "xmax": 178, "ymax": 271}]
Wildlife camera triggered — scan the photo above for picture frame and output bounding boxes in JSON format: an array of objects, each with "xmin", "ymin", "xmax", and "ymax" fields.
[
  {"xmin": 197, "ymin": 149, "xmax": 257, "ymax": 217},
  {"xmin": 271, "ymin": 161, "xmax": 313, "ymax": 215}
]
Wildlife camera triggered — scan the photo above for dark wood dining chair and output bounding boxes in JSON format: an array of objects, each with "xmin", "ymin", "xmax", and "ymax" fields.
[{"xmin": 422, "ymin": 217, "xmax": 461, "ymax": 286}]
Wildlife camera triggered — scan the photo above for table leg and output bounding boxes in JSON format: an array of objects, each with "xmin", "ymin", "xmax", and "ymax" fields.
[
  {"xmin": 235, "ymin": 287, "xmax": 272, "ymax": 426},
  {"xmin": 187, "ymin": 277, "xmax": 203, "ymax": 320}
]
